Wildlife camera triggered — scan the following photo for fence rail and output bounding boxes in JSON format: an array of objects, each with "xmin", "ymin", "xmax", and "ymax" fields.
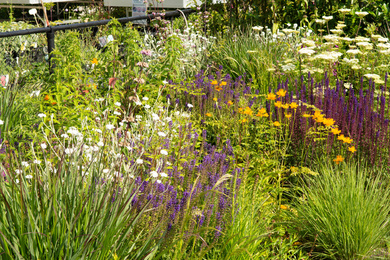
[{"xmin": 0, "ymin": 8, "xmax": 194, "ymax": 72}]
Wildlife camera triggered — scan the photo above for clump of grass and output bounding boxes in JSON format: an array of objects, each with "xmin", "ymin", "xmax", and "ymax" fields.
[{"xmin": 292, "ymin": 162, "xmax": 390, "ymax": 259}]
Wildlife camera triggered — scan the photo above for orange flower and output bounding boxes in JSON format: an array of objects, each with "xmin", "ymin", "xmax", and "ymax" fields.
[
  {"xmin": 322, "ymin": 118, "xmax": 335, "ymax": 127},
  {"xmin": 285, "ymin": 113, "xmax": 292, "ymax": 119},
  {"xmin": 337, "ymin": 134, "xmax": 346, "ymax": 141},
  {"xmin": 280, "ymin": 205, "xmax": 288, "ymax": 210},
  {"xmin": 331, "ymin": 128, "xmax": 341, "ymax": 135},
  {"xmin": 266, "ymin": 93, "xmax": 276, "ymax": 100},
  {"xmin": 220, "ymin": 81, "xmax": 227, "ymax": 86},
  {"xmin": 302, "ymin": 113, "xmax": 311, "ymax": 118},
  {"xmin": 51, "ymin": 102, "xmax": 57, "ymax": 105},
  {"xmin": 239, "ymin": 118, "xmax": 247, "ymax": 123},
  {"xmin": 276, "ymin": 89, "xmax": 287, "ymax": 97},
  {"xmin": 256, "ymin": 108, "xmax": 269, "ymax": 117},
  {"xmin": 273, "ymin": 121, "xmax": 281, "ymax": 127},
  {"xmin": 91, "ymin": 58, "xmax": 98, "ymax": 65},
  {"xmin": 243, "ymin": 106, "xmax": 253, "ymax": 116},
  {"xmin": 206, "ymin": 113, "xmax": 212, "ymax": 117},
  {"xmin": 333, "ymin": 155, "xmax": 344, "ymax": 164},
  {"xmin": 348, "ymin": 146, "xmax": 356, "ymax": 153},
  {"xmin": 211, "ymin": 80, "xmax": 218, "ymax": 85},
  {"xmin": 227, "ymin": 100, "xmax": 233, "ymax": 106},
  {"xmin": 44, "ymin": 94, "xmax": 50, "ymax": 101},
  {"xmin": 290, "ymin": 102, "xmax": 298, "ymax": 109},
  {"xmin": 316, "ymin": 116, "xmax": 324, "ymax": 123},
  {"xmin": 342, "ymin": 137, "xmax": 353, "ymax": 144},
  {"xmin": 215, "ymin": 86, "xmax": 222, "ymax": 91},
  {"xmin": 281, "ymin": 104, "xmax": 289, "ymax": 109},
  {"xmin": 213, "ymin": 97, "xmax": 218, "ymax": 102},
  {"xmin": 275, "ymin": 101, "xmax": 282, "ymax": 108},
  {"xmin": 258, "ymin": 108, "xmax": 266, "ymax": 114}
]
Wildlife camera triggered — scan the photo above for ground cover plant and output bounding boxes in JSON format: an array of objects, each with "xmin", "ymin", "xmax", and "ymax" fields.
[{"xmin": 1, "ymin": 1, "xmax": 390, "ymax": 259}]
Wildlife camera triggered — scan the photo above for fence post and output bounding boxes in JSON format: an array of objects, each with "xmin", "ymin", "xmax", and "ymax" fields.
[{"xmin": 46, "ymin": 27, "xmax": 55, "ymax": 74}]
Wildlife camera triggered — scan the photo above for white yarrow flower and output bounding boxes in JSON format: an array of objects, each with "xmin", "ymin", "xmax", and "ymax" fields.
[
  {"xmin": 114, "ymin": 102, "xmax": 121, "ymax": 106},
  {"xmin": 160, "ymin": 149, "xmax": 168, "ymax": 155},
  {"xmin": 38, "ymin": 113, "xmax": 46, "ymax": 118},
  {"xmin": 160, "ymin": 172, "xmax": 168, "ymax": 177},
  {"xmin": 25, "ymin": 175, "xmax": 33, "ymax": 179},
  {"xmin": 106, "ymin": 124, "xmax": 115, "ymax": 130},
  {"xmin": 136, "ymin": 158, "xmax": 143, "ymax": 164},
  {"xmin": 150, "ymin": 171, "xmax": 159, "ymax": 178},
  {"xmin": 0, "ymin": 120, "xmax": 3, "ymax": 125},
  {"xmin": 21, "ymin": 161, "xmax": 29, "ymax": 167},
  {"xmin": 41, "ymin": 143, "xmax": 47, "ymax": 149},
  {"xmin": 158, "ymin": 132, "xmax": 167, "ymax": 137}
]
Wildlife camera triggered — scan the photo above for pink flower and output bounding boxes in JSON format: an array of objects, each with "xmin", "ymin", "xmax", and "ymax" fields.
[{"xmin": 140, "ymin": 49, "xmax": 152, "ymax": 56}]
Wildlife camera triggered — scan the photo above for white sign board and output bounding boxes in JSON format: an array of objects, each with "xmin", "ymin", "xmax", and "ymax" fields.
[{"xmin": 132, "ymin": 0, "xmax": 147, "ymax": 24}]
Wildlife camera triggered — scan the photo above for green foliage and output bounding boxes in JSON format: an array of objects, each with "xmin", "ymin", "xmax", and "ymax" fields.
[
  {"xmin": 209, "ymin": 30, "xmax": 292, "ymax": 94},
  {"xmin": 0, "ymin": 150, "xmax": 162, "ymax": 259},
  {"xmin": 292, "ymin": 162, "xmax": 390, "ymax": 259},
  {"xmin": 203, "ymin": 0, "xmax": 390, "ymax": 37}
]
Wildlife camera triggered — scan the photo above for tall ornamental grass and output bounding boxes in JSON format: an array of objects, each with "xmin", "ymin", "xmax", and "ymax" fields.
[{"xmin": 292, "ymin": 162, "xmax": 390, "ymax": 259}]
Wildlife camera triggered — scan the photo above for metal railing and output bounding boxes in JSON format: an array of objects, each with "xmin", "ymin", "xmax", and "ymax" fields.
[{"xmin": 0, "ymin": 8, "xmax": 194, "ymax": 73}]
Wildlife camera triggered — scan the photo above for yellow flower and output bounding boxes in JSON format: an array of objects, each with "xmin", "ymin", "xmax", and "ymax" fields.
[
  {"xmin": 240, "ymin": 118, "xmax": 247, "ymax": 123},
  {"xmin": 302, "ymin": 113, "xmax": 311, "ymax": 118},
  {"xmin": 206, "ymin": 113, "xmax": 212, "ymax": 117},
  {"xmin": 91, "ymin": 58, "xmax": 98, "ymax": 65},
  {"xmin": 333, "ymin": 155, "xmax": 344, "ymax": 164},
  {"xmin": 280, "ymin": 205, "xmax": 288, "ymax": 210},
  {"xmin": 238, "ymin": 107, "xmax": 243, "ymax": 114},
  {"xmin": 315, "ymin": 116, "xmax": 324, "ymax": 123},
  {"xmin": 331, "ymin": 128, "xmax": 341, "ymax": 135},
  {"xmin": 213, "ymin": 97, "xmax": 218, "ymax": 102},
  {"xmin": 215, "ymin": 86, "xmax": 223, "ymax": 91},
  {"xmin": 275, "ymin": 101, "xmax": 282, "ymax": 108},
  {"xmin": 220, "ymin": 81, "xmax": 227, "ymax": 86},
  {"xmin": 267, "ymin": 93, "xmax": 277, "ymax": 100},
  {"xmin": 285, "ymin": 113, "xmax": 292, "ymax": 119},
  {"xmin": 337, "ymin": 134, "xmax": 346, "ymax": 141},
  {"xmin": 276, "ymin": 89, "xmax": 287, "ymax": 97},
  {"xmin": 243, "ymin": 106, "xmax": 253, "ymax": 116},
  {"xmin": 290, "ymin": 102, "xmax": 298, "ymax": 109},
  {"xmin": 343, "ymin": 137, "xmax": 353, "ymax": 144},
  {"xmin": 281, "ymin": 104, "xmax": 289, "ymax": 109},
  {"xmin": 256, "ymin": 108, "xmax": 269, "ymax": 117},
  {"xmin": 227, "ymin": 100, "xmax": 233, "ymax": 106},
  {"xmin": 348, "ymin": 146, "xmax": 356, "ymax": 153},
  {"xmin": 273, "ymin": 121, "xmax": 281, "ymax": 127},
  {"xmin": 323, "ymin": 118, "xmax": 335, "ymax": 127},
  {"xmin": 312, "ymin": 110, "xmax": 322, "ymax": 119},
  {"xmin": 211, "ymin": 80, "xmax": 218, "ymax": 85}
]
